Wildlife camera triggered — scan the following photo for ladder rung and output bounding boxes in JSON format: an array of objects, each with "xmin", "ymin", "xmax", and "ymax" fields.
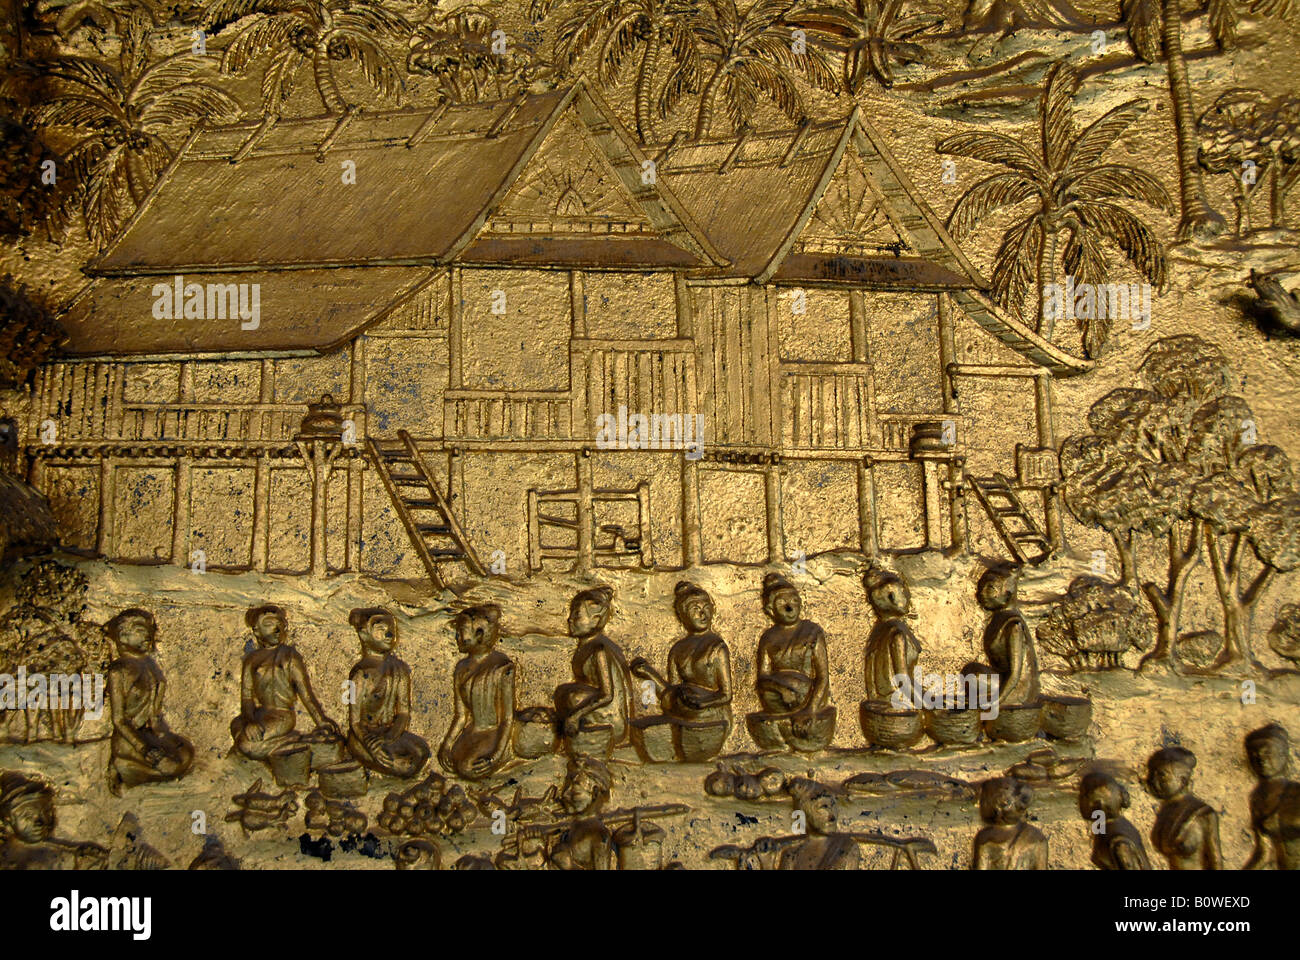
[
  {"xmin": 1012, "ymin": 533, "xmax": 1047, "ymax": 542},
  {"xmin": 404, "ymin": 499, "xmax": 441, "ymax": 509},
  {"xmin": 416, "ymin": 523, "xmax": 451, "ymax": 535},
  {"xmin": 429, "ymin": 548, "xmax": 466, "ymax": 559},
  {"xmin": 392, "ymin": 476, "xmax": 428, "ymax": 486}
]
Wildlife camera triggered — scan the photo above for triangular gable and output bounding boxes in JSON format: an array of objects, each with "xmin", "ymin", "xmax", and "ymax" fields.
[
  {"xmin": 464, "ymin": 83, "xmax": 728, "ymax": 269},
  {"xmin": 789, "ymin": 135, "xmax": 912, "ymax": 258}
]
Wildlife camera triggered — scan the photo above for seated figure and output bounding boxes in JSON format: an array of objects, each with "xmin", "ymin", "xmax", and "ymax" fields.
[
  {"xmin": 973, "ymin": 778, "xmax": 1048, "ymax": 870},
  {"xmin": 630, "ymin": 581, "xmax": 733, "ymax": 762},
  {"xmin": 554, "ymin": 586, "xmax": 631, "ymax": 758},
  {"xmin": 1243, "ymin": 724, "xmax": 1300, "ymax": 870},
  {"xmin": 345, "ymin": 608, "xmax": 430, "ymax": 780},
  {"xmin": 1146, "ymin": 746, "xmax": 1222, "ymax": 870},
  {"xmin": 1078, "ymin": 772, "xmax": 1151, "ymax": 870},
  {"xmin": 748, "ymin": 574, "xmax": 835, "ymax": 752},
  {"xmin": 0, "ymin": 771, "xmax": 107, "ymax": 870},
  {"xmin": 105, "ymin": 608, "xmax": 194, "ymax": 795},
  {"xmin": 862, "ymin": 567, "xmax": 921, "ymax": 703},
  {"xmin": 230, "ymin": 604, "xmax": 340, "ymax": 763},
  {"xmin": 967, "ymin": 563, "xmax": 1039, "ymax": 707},
  {"xmin": 439, "ymin": 604, "xmax": 516, "ymax": 781}
]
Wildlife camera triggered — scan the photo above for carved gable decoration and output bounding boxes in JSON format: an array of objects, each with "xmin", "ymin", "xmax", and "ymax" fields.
[
  {"xmin": 793, "ymin": 143, "xmax": 910, "ymax": 257},
  {"xmin": 483, "ymin": 114, "xmax": 654, "ymax": 237}
]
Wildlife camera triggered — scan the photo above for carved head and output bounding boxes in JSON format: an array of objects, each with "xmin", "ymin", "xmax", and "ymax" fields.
[
  {"xmin": 561, "ymin": 757, "xmax": 611, "ymax": 816},
  {"xmin": 761, "ymin": 573, "xmax": 801, "ymax": 626},
  {"xmin": 1078, "ymin": 772, "xmax": 1130, "ymax": 821},
  {"xmin": 350, "ymin": 607, "xmax": 397, "ymax": 654},
  {"xmin": 787, "ymin": 777, "xmax": 837, "ymax": 834},
  {"xmin": 1146, "ymin": 746, "xmax": 1196, "ymax": 800},
  {"xmin": 568, "ymin": 586, "xmax": 614, "ymax": 639},
  {"xmin": 1245, "ymin": 724, "xmax": 1291, "ymax": 779},
  {"xmin": 0, "ymin": 772, "xmax": 56, "ymax": 844},
  {"xmin": 245, "ymin": 604, "xmax": 288, "ymax": 647},
  {"xmin": 863, "ymin": 568, "xmax": 909, "ymax": 617},
  {"xmin": 979, "ymin": 777, "xmax": 1031, "ymax": 825},
  {"xmin": 977, "ymin": 563, "xmax": 1019, "ymax": 611},
  {"xmin": 105, "ymin": 608, "xmax": 156, "ymax": 656},
  {"xmin": 454, "ymin": 604, "xmax": 502, "ymax": 654},
  {"xmin": 673, "ymin": 581, "xmax": 714, "ymax": 633}
]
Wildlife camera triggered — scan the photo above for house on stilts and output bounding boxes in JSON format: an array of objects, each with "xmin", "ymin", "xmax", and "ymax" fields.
[{"xmin": 26, "ymin": 81, "xmax": 1092, "ymax": 585}]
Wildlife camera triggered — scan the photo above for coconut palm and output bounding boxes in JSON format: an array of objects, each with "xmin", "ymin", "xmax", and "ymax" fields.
[
  {"xmin": 787, "ymin": 0, "xmax": 945, "ymax": 91},
  {"xmin": 690, "ymin": 0, "xmax": 838, "ymax": 139},
  {"xmin": 27, "ymin": 53, "xmax": 242, "ymax": 246},
  {"xmin": 531, "ymin": 0, "xmax": 701, "ymax": 143},
  {"xmin": 203, "ymin": 0, "xmax": 410, "ymax": 116},
  {"xmin": 408, "ymin": 5, "xmax": 547, "ymax": 104},
  {"xmin": 938, "ymin": 61, "xmax": 1172, "ymax": 358},
  {"xmin": 1121, "ymin": 0, "xmax": 1292, "ymax": 240}
]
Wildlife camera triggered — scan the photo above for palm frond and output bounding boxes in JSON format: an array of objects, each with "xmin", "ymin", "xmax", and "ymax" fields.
[
  {"xmin": 1065, "ymin": 164, "xmax": 1173, "ymax": 213},
  {"xmin": 936, "ymin": 130, "xmax": 1044, "ymax": 177},
  {"xmin": 946, "ymin": 171, "xmax": 1041, "ymax": 238},
  {"xmin": 1076, "ymin": 200, "xmax": 1168, "ymax": 287},
  {"xmin": 1040, "ymin": 61, "xmax": 1078, "ymax": 173}
]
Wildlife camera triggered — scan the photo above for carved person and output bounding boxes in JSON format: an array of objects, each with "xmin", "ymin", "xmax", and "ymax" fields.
[
  {"xmin": 778, "ymin": 778, "xmax": 861, "ymax": 870},
  {"xmin": 630, "ymin": 581, "xmax": 732, "ymax": 730},
  {"xmin": 1078, "ymin": 772, "xmax": 1151, "ymax": 870},
  {"xmin": 439, "ymin": 604, "xmax": 516, "ymax": 781},
  {"xmin": 862, "ymin": 568, "xmax": 921, "ymax": 703},
  {"xmin": 548, "ymin": 757, "xmax": 617, "ymax": 870},
  {"xmin": 1243, "ymin": 724, "xmax": 1300, "ymax": 870},
  {"xmin": 230, "ymin": 604, "xmax": 339, "ymax": 761},
  {"xmin": 345, "ymin": 608, "xmax": 430, "ymax": 779},
  {"xmin": 751, "ymin": 573, "xmax": 835, "ymax": 750},
  {"xmin": 973, "ymin": 778, "xmax": 1048, "ymax": 870},
  {"xmin": 554, "ymin": 586, "xmax": 631, "ymax": 754},
  {"xmin": 1146, "ymin": 746, "xmax": 1222, "ymax": 870},
  {"xmin": 105, "ymin": 609, "xmax": 193, "ymax": 795},
  {"xmin": 0, "ymin": 772, "xmax": 107, "ymax": 870},
  {"xmin": 973, "ymin": 564, "xmax": 1039, "ymax": 706}
]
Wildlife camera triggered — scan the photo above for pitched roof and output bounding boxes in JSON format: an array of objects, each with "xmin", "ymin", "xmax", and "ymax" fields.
[
  {"xmin": 58, "ymin": 266, "xmax": 438, "ymax": 356},
  {"xmin": 89, "ymin": 83, "xmax": 724, "ymax": 276}
]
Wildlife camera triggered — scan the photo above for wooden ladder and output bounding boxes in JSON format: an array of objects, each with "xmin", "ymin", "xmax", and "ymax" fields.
[
  {"xmin": 967, "ymin": 473, "xmax": 1051, "ymax": 565},
  {"xmin": 367, "ymin": 430, "xmax": 486, "ymax": 587}
]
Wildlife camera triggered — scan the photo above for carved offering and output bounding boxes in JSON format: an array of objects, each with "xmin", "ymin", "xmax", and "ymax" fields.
[{"xmin": 0, "ymin": 0, "xmax": 1297, "ymax": 883}]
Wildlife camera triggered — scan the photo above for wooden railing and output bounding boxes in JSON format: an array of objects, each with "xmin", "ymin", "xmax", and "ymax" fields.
[
  {"xmin": 444, "ymin": 389, "xmax": 572, "ymax": 440},
  {"xmin": 571, "ymin": 338, "xmax": 698, "ymax": 438},
  {"xmin": 779, "ymin": 363, "xmax": 874, "ymax": 451},
  {"xmin": 117, "ymin": 402, "xmax": 365, "ymax": 443},
  {"xmin": 879, "ymin": 413, "xmax": 961, "ymax": 454}
]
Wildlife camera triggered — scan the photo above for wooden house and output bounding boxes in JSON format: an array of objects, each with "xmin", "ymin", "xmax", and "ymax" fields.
[{"xmin": 26, "ymin": 82, "xmax": 1090, "ymax": 584}]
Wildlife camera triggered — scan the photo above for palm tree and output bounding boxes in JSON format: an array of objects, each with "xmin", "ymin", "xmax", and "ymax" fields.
[
  {"xmin": 1121, "ymin": 0, "xmax": 1291, "ymax": 240},
  {"xmin": 203, "ymin": 0, "xmax": 410, "ymax": 116},
  {"xmin": 938, "ymin": 61, "xmax": 1172, "ymax": 358},
  {"xmin": 408, "ymin": 5, "xmax": 547, "ymax": 104},
  {"xmin": 29, "ymin": 53, "xmax": 242, "ymax": 245},
  {"xmin": 533, "ymin": 0, "xmax": 701, "ymax": 143},
  {"xmin": 690, "ymin": 0, "xmax": 837, "ymax": 139},
  {"xmin": 788, "ymin": 0, "xmax": 945, "ymax": 91}
]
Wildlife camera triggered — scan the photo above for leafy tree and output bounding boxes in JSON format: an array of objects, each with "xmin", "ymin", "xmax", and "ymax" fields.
[
  {"xmin": 1190, "ymin": 437, "xmax": 1300, "ymax": 669},
  {"xmin": 1059, "ymin": 335, "xmax": 1236, "ymax": 670},
  {"xmin": 203, "ymin": 0, "xmax": 410, "ymax": 116},
  {"xmin": 688, "ymin": 0, "xmax": 837, "ymax": 139},
  {"xmin": 408, "ymin": 5, "xmax": 546, "ymax": 104},
  {"xmin": 25, "ymin": 53, "xmax": 241, "ymax": 245},
  {"xmin": 533, "ymin": 0, "xmax": 701, "ymax": 143},
  {"xmin": 1198, "ymin": 89, "xmax": 1300, "ymax": 234},
  {"xmin": 1121, "ymin": 0, "xmax": 1291, "ymax": 239},
  {"xmin": 938, "ymin": 61, "xmax": 1171, "ymax": 357},
  {"xmin": 788, "ymin": 0, "xmax": 945, "ymax": 91}
]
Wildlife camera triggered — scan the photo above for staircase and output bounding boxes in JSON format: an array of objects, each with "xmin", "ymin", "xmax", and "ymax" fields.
[
  {"xmin": 368, "ymin": 430, "xmax": 486, "ymax": 587},
  {"xmin": 967, "ymin": 473, "xmax": 1051, "ymax": 565}
]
